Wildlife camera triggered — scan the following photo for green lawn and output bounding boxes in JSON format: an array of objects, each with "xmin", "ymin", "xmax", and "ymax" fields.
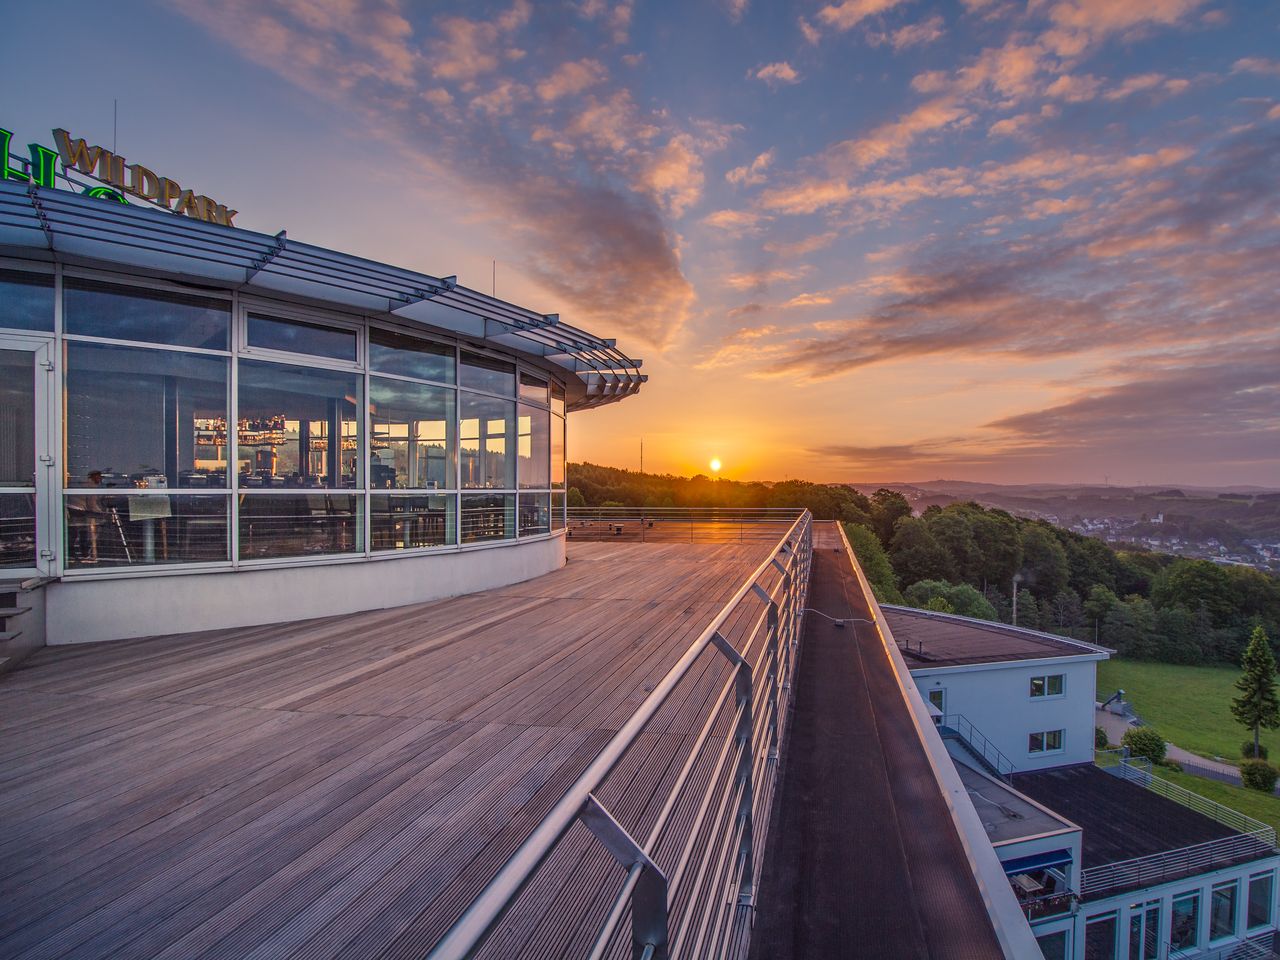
[
  {"xmin": 1157, "ymin": 767, "xmax": 1280, "ymax": 836},
  {"xmin": 1096, "ymin": 659, "xmax": 1275, "ymax": 763}
]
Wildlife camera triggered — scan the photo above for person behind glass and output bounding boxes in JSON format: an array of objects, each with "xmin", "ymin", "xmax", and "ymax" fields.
[{"xmin": 70, "ymin": 470, "xmax": 104, "ymax": 562}]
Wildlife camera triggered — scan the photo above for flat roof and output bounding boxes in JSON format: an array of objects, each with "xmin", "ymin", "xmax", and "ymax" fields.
[
  {"xmin": 0, "ymin": 536, "xmax": 775, "ymax": 958},
  {"xmin": 1013, "ymin": 764, "xmax": 1273, "ymax": 888},
  {"xmin": 884, "ymin": 605, "xmax": 1111, "ymax": 668},
  {"xmin": 749, "ymin": 523, "xmax": 1004, "ymax": 959},
  {"xmin": 951, "ymin": 754, "xmax": 1077, "ymax": 846}
]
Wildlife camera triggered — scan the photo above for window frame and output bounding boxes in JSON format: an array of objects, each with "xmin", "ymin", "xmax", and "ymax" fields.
[
  {"xmin": 1028, "ymin": 729, "xmax": 1066, "ymax": 755},
  {"xmin": 1210, "ymin": 880, "xmax": 1240, "ymax": 943},
  {"xmin": 1029, "ymin": 673, "xmax": 1065, "ymax": 699},
  {"xmin": 1248, "ymin": 870, "xmax": 1275, "ymax": 931}
]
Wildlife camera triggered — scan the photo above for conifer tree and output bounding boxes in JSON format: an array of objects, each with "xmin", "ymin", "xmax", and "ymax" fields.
[{"xmin": 1232, "ymin": 626, "xmax": 1280, "ymax": 758}]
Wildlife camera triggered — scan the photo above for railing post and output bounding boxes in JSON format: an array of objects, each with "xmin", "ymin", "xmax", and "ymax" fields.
[
  {"xmin": 711, "ymin": 630, "xmax": 755, "ymax": 902},
  {"xmin": 580, "ymin": 794, "xmax": 670, "ymax": 960}
]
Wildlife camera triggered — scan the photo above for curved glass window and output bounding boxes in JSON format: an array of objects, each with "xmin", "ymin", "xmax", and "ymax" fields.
[
  {"xmin": 519, "ymin": 371, "xmax": 549, "ymax": 405},
  {"xmin": 370, "ymin": 378, "xmax": 455, "ymax": 490},
  {"xmin": 461, "ymin": 493, "xmax": 514, "ymax": 543},
  {"xmin": 371, "ymin": 493, "xmax": 453, "ymax": 550},
  {"xmin": 65, "ymin": 493, "xmax": 228, "ymax": 567},
  {"xmin": 0, "ymin": 270, "xmax": 54, "ymax": 332},
  {"xmin": 237, "ymin": 360, "xmax": 360, "ymax": 489},
  {"xmin": 552, "ymin": 414, "xmax": 565, "ymax": 489},
  {"xmin": 64, "ymin": 278, "xmax": 229, "ymax": 349},
  {"xmin": 65, "ymin": 342, "xmax": 229, "ymax": 489},
  {"xmin": 460, "ymin": 351, "xmax": 514, "ymax": 395},
  {"xmin": 519, "ymin": 493, "xmax": 550, "ymax": 536},
  {"xmin": 247, "ymin": 313, "xmax": 357, "ymax": 362},
  {"xmin": 238, "ymin": 493, "xmax": 361, "ymax": 559},
  {"xmin": 370, "ymin": 328, "xmax": 454, "ymax": 383},
  {"xmin": 518, "ymin": 403, "xmax": 550, "ymax": 489},
  {"xmin": 460, "ymin": 393, "xmax": 515, "ymax": 489}
]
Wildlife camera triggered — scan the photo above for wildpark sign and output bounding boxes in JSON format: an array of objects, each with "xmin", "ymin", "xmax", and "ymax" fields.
[{"xmin": 1, "ymin": 123, "xmax": 239, "ymax": 227}]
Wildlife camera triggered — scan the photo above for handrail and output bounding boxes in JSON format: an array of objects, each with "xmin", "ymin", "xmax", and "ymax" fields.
[
  {"xmin": 1081, "ymin": 757, "xmax": 1277, "ymax": 898},
  {"xmin": 566, "ymin": 508, "xmax": 804, "ymax": 544},
  {"xmin": 939, "ymin": 713, "xmax": 1016, "ymax": 781},
  {"xmin": 428, "ymin": 510, "xmax": 813, "ymax": 959}
]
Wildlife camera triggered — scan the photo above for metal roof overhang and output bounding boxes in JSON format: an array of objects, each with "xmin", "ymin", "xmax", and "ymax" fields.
[{"xmin": 0, "ymin": 180, "xmax": 646, "ymax": 411}]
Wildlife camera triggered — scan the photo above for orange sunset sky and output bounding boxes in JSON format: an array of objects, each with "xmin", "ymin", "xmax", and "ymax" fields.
[{"xmin": 8, "ymin": 0, "xmax": 1278, "ymax": 487}]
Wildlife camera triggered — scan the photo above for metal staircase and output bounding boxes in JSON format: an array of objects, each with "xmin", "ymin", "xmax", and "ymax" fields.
[{"xmin": 937, "ymin": 714, "xmax": 1016, "ymax": 782}]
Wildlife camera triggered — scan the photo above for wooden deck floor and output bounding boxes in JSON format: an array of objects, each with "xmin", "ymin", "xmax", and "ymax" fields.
[{"xmin": 0, "ymin": 537, "xmax": 780, "ymax": 960}]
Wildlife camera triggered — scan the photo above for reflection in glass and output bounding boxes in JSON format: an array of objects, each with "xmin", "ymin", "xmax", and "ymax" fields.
[
  {"xmin": 237, "ymin": 360, "xmax": 360, "ymax": 489},
  {"xmin": 1249, "ymin": 873, "xmax": 1274, "ymax": 929},
  {"xmin": 0, "ymin": 494, "xmax": 35, "ymax": 568},
  {"xmin": 369, "ymin": 378, "xmax": 455, "ymax": 490},
  {"xmin": 460, "ymin": 351, "xmax": 515, "ymax": 395},
  {"xmin": 1035, "ymin": 931, "xmax": 1067, "ymax": 960},
  {"xmin": 247, "ymin": 313, "xmax": 357, "ymax": 362},
  {"xmin": 0, "ymin": 349, "xmax": 35, "ymax": 487},
  {"xmin": 66, "ymin": 343, "xmax": 229, "ymax": 488},
  {"xmin": 518, "ymin": 403, "xmax": 549, "ymax": 489},
  {"xmin": 1172, "ymin": 893, "xmax": 1200, "ymax": 951},
  {"xmin": 64, "ymin": 494, "xmax": 228, "ymax": 567},
  {"xmin": 460, "ymin": 393, "xmax": 515, "ymax": 489},
  {"xmin": 519, "ymin": 371, "xmax": 549, "ymax": 405},
  {"xmin": 1128, "ymin": 901, "xmax": 1159, "ymax": 960},
  {"xmin": 551, "ymin": 379, "xmax": 566, "ymax": 417},
  {"xmin": 519, "ymin": 493, "xmax": 550, "ymax": 536},
  {"xmin": 0, "ymin": 270, "xmax": 54, "ymax": 332},
  {"xmin": 1211, "ymin": 883, "xmax": 1238, "ymax": 940},
  {"xmin": 238, "ymin": 494, "xmax": 360, "ymax": 559},
  {"xmin": 370, "ymin": 328, "xmax": 454, "ymax": 383},
  {"xmin": 552, "ymin": 414, "xmax": 565, "ymax": 489},
  {"xmin": 1084, "ymin": 913, "xmax": 1117, "ymax": 960},
  {"xmin": 371, "ymin": 494, "xmax": 454, "ymax": 550},
  {"xmin": 64, "ymin": 278, "xmax": 229, "ymax": 349},
  {"xmin": 552, "ymin": 492, "xmax": 565, "ymax": 531},
  {"xmin": 461, "ymin": 493, "xmax": 514, "ymax": 543}
]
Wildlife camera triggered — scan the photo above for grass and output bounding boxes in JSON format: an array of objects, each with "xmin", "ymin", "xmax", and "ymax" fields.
[
  {"xmin": 1096, "ymin": 658, "xmax": 1276, "ymax": 763},
  {"xmin": 1156, "ymin": 767, "xmax": 1280, "ymax": 836}
]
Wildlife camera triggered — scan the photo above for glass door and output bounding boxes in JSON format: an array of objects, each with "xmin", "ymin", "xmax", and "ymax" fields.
[{"xmin": 0, "ymin": 339, "xmax": 54, "ymax": 578}]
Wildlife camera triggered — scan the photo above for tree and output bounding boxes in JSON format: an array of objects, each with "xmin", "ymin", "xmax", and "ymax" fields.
[
  {"xmin": 1231, "ymin": 626, "xmax": 1280, "ymax": 758},
  {"xmin": 1019, "ymin": 525, "xmax": 1070, "ymax": 600},
  {"xmin": 1084, "ymin": 585, "xmax": 1118, "ymax": 641},
  {"xmin": 1122, "ymin": 727, "xmax": 1166, "ymax": 763},
  {"xmin": 925, "ymin": 509, "xmax": 983, "ymax": 586},
  {"xmin": 870, "ymin": 488, "xmax": 912, "ymax": 547},
  {"xmin": 1153, "ymin": 559, "xmax": 1235, "ymax": 627},
  {"xmin": 889, "ymin": 517, "xmax": 955, "ymax": 587},
  {"xmin": 904, "ymin": 580, "xmax": 999, "ymax": 621},
  {"xmin": 566, "ymin": 487, "xmax": 587, "ymax": 509},
  {"xmin": 969, "ymin": 507, "xmax": 1023, "ymax": 593},
  {"xmin": 843, "ymin": 523, "xmax": 903, "ymax": 604},
  {"xmin": 1104, "ymin": 596, "xmax": 1158, "ymax": 659}
]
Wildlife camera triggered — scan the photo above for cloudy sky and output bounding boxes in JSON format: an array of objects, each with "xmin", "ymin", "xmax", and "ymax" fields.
[{"xmin": 7, "ymin": 0, "xmax": 1279, "ymax": 486}]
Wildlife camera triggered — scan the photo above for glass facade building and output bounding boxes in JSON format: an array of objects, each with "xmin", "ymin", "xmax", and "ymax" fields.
[{"xmin": 0, "ymin": 263, "xmax": 569, "ymax": 579}]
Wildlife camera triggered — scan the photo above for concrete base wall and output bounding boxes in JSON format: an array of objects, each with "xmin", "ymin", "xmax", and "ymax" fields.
[{"xmin": 44, "ymin": 535, "xmax": 566, "ymax": 645}]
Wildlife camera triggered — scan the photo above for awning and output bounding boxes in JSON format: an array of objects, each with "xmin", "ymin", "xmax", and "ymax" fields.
[{"xmin": 1001, "ymin": 849, "xmax": 1072, "ymax": 874}]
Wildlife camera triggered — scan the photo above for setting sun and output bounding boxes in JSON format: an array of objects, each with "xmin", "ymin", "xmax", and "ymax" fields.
[{"xmin": 709, "ymin": 458, "xmax": 722, "ymax": 473}]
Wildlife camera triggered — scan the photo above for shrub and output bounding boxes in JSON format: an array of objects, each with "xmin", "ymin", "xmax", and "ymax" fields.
[
  {"xmin": 1240, "ymin": 759, "xmax": 1279, "ymax": 793},
  {"xmin": 1122, "ymin": 727, "xmax": 1167, "ymax": 763},
  {"xmin": 1242, "ymin": 741, "xmax": 1269, "ymax": 760},
  {"xmin": 1095, "ymin": 726, "xmax": 1109, "ymax": 749}
]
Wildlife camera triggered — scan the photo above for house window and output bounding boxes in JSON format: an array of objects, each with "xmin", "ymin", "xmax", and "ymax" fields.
[
  {"xmin": 1030, "ymin": 674, "xmax": 1065, "ymax": 698},
  {"xmin": 927, "ymin": 689, "xmax": 946, "ymax": 713},
  {"xmin": 1128, "ymin": 899, "xmax": 1160, "ymax": 960},
  {"xmin": 1035, "ymin": 929, "xmax": 1067, "ymax": 960},
  {"xmin": 1248, "ymin": 872, "xmax": 1275, "ymax": 930},
  {"xmin": 1084, "ymin": 912, "xmax": 1117, "ymax": 960},
  {"xmin": 1212, "ymin": 881, "xmax": 1239, "ymax": 940},
  {"xmin": 1029, "ymin": 729, "xmax": 1065, "ymax": 754},
  {"xmin": 1172, "ymin": 891, "xmax": 1201, "ymax": 951}
]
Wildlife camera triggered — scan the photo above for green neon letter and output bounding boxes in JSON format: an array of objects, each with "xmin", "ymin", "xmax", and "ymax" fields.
[
  {"xmin": 27, "ymin": 143, "xmax": 57, "ymax": 188},
  {"xmin": 82, "ymin": 185, "xmax": 128, "ymax": 204},
  {"xmin": 0, "ymin": 128, "xmax": 31, "ymax": 182}
]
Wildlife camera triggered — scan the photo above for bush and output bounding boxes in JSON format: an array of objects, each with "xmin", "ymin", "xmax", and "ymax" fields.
[
  {"xmin": 1240, "ymin": 759, "xmax": 1279, "ymax": 793},
  {"xmin": 1095, "ymin": 726, "xmax": 1110, "ymax": 749},
  {"xmin": 1122, "ymin": 727, "xmax": 1167, "ymax": 763},
  {"xmin": 1243, "ymin": 741, "xmax": 1269, "ymax": 760}
]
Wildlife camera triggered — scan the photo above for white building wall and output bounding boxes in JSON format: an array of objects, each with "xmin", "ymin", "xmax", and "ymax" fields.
[
  {"xmin": 44, "ymin": 533, "xmax": 565, "ymax": 645},
  {"xmin": 912, "ymin": 657, "xmax": 1101, "ymax": 772}
]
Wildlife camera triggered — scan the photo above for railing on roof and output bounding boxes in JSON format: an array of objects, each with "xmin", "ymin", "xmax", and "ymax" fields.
[
  {"xmin": 566, "ymin": 507, "xmax": 803, "ymax": 544},
  {"xmin": 1081, "ymin": 755, "xmax": 1276, "ymax": 899},
  {"xmin": 428, "ymin": 510, "xmax": 813, "ymax": 960},
  {"xmin": 938, "ymin": 713, "xmax": 1016, "ymax": 782}
]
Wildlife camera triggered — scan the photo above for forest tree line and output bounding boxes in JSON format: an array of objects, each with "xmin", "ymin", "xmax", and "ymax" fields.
[{"xmin": 566, "ymin": 462, "xmax": 1280, "ymax": 665}]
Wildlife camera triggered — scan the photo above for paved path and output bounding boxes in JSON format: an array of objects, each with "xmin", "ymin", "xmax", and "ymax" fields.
[{"xmin": 1095, "ymin": 709, "xmax": 1241, "ymax": 779}]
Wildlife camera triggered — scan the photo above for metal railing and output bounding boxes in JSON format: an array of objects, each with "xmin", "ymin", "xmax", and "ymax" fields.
[
  {"xmin": 1081, "ymin": 757, "xmax": 1276, "ymax": 898},
  {"xmin": 428, "ymin": 510, "xmax": 813, "ymax": 960},
  {"xmin": 938, "ymin": 714, "xmax": 1016, "ymax": 781},
  {"xmin": 566, "ymin": 507, "xmax": 802, "ymax": 543}
]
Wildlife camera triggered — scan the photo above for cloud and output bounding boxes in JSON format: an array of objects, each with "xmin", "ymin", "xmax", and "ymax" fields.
[
  {"xmin": 1103, "ymin": 72, "xmax": 1191, "ymax": 100},
  {"xmin": 724, "ymin": 0, "xmax": 749, "ymax": 23},
  {"xmin": 798, "ymin": 16, "xmax": 822, "ymax": 44},
  {"xmin": 725, "ymin": 267, "xmax": 811, "ymax": 291},
  {"xmin": 1233, "ymin": 57, "xmax": 1280, "ymax": 77},
  {"xmin": 765, "ymin": 231, "xmax": 839, "ymax": 258},
  {"xmin": 576, "ymin": 0, "xmax": 634, "ymax": 43},
  {"xmin": 783, "ymin": 292, "xmax": 835, "ymax": 307},
  {"xmin": 429, "ymin": 0, "xmax": 531, "ymax": 81},
  {"xmin": 753, "ymin": 62, "xmax": 801, "ymax": 86},
  {"xmin": 817, "ymin": 0, "xmax": 913, "ymax": 32},
  {"xmin": 703, "ymin": 209, "xmax": 768, "ymax": 231},
  {"xmin": 1045, "ymin": 73, "xmax": 1102, "ymax": 102},
  {"xmin": 726, "ymin": 150, "xmax": 775, "ymax": 186},
  {"xmin": 869, "ymin": 15, "xmax": 946, "ymax": 50},
  {"xmin": 1040, "ymin": 0, "xmax": 1208, "ymax": 58},
  {"xmin": 536, "ymin": 58, "xmax": 607, "ymax": 100}
]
